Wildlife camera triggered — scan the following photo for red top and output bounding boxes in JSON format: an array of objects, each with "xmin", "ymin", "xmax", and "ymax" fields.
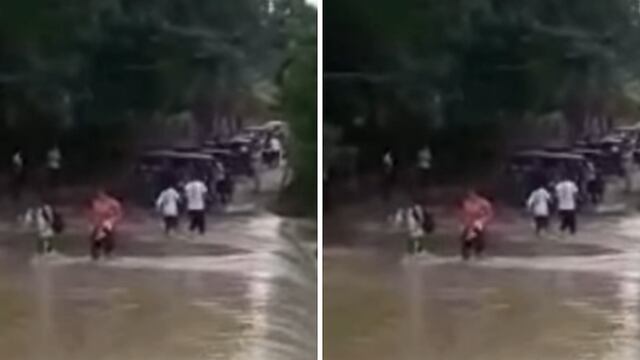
[
  {"xmin": 91, "ymin": 196, "xmax": 122, "ymax": 229},
  {"xmin": 461, "ymin": 196, "xmax": 494, "ymax": 229}
]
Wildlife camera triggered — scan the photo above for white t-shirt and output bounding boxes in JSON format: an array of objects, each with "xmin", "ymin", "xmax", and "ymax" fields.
[
  {"xmin": 527, "ymin": 188, "xmax": 552, "ymax": 216},
  {"xmin": 383, "ymin": 153, "xmax": 393, "ymax": 170},
  {"xmin": 47, "ymin": 148, "xmax": 61, "ymax": 170},
  {"xmin": 13, "ymin": 152, "xmax": 23, "ymax": 169},
  {"xmin": 156, "ymin": 188, "xmax": 181, "ymax": 216},
  {"xmin": 418, "ymin": 147, "xmax": 432, "ymax": 169},
  {"xmin": 25, "ymin": 205, "xmax": 54, "ymax": 238},
  {"xmin": 270, "ymin": 138, "xmax": 282, "ymax": 152},
  {"xmin": 406, "ymin": 208, "xmax": 424, "ymax": 238},
  {"xmin": 184, "ymin": 181, "xmax": 208, "ymax": 211},
  {"xmin": 555, "ymin": 180, "xmax": 579, "ymax": 211}
]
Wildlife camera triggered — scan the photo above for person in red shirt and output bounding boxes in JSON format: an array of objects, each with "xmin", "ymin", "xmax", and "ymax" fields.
[
  {"xmin": 89, "ymin": 189, "xmax": 123, "ymax": 260},
  {"xmin": 459, "ymin": 189, "xmax": 494, "ymax": 260}
]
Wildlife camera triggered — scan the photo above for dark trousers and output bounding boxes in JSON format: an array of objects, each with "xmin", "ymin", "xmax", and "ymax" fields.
[
  {"xmin": 188, "ymin": 210, "xmax": 206, "ymax": 234},
  {"xmin": 407, "ymin": 236, "xmax": 426, "ymax": 254},
  {"xmin": 216, "ymin": 181, "xmax": 232, "ymax": 205},
  {"xmin": 419, "ymin": 168, "xmax": 431, "ymax": 187},
  {"xmin": 534, "ymin": 216, "xmax": 549, "ymax": 235},
  {"xmin": 91, "ymin": 228, "xmax": 114, "ymax": 260},
  {"xmin": 461, "ymin": 229, "xmax": 485, "ymax": 260},
  {"xmin": 559, "ymin": 210, "xmax": 577, "ymax": 234},
  {"xmin": 48, "ymin": 168, "xmax": 60, "ymax": 188},
  {"xmin": 10, "ymin": 171, "xmax": 24, "ymax": 201},
  {"xmin": 37, "ymin": 237, "xmax": 54, "ymax": 254},
  {"xmin": 382, "ymin": 172, "xmax": 395, "ymax": 201},
  {"xmin": 163, "ymin": 216, "xmax": 178, "ymax": 234}
]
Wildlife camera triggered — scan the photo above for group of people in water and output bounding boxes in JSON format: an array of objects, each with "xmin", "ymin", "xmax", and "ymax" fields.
[
  {"xmin": 22, "ymin": 172, "xmax": 214, "ymax": 260},
  {"xmin": 386, "ymin": 147, "xmax": 588, "ymax": 261}
]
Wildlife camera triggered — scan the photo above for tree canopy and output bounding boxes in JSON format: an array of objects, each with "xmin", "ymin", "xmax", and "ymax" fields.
[
  {"xmin": 325, "ymin": 0, "xmax": 640, "ymax": 176},
  {"xmin": 0, "ymin": 0, "xmax": 316, "ymax": 178}
]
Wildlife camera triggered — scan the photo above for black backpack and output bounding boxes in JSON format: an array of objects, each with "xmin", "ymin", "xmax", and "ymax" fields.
[
  {"xmin": 42, "ymin": 207, "xmax": 64, "ymax": 234},
  {"xmin": 52, "ymin": 211, "xmax": 65, "ymax": 234},
  {"xmin": 412, "ymin": 206, "xmax": 435, "ymax": 234}
]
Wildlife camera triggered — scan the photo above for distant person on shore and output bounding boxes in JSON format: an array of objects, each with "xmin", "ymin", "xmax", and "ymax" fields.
[
  {"xmin": 11, "ymin": 149, "xmax": 25, "ymax": 201},
  {"xmin": 214, "ymin": 162, "xmax": 233, "ymax": 206},
  {"xmin": 555, "ymin": 175, "xmax": 579, "ymax": 235},
  {"xmin": 46, "ymin": 145, "xmax": 62, "ymax": 189},
  {"xmin": 184, "ymin": 174, "xmax": 208, "ymax": 235},
  {"xmin": 155, "ymin": 182, "xmax": 181, "ymax": 235},
  {"xmin": 585, "ymin": 162, "xmax": 604, "ymax": 205},
  {"xmin": 382, "ymin": 149, "xmax": 396, "ymax": 201},
  {"xmin": 89, "ymin": 189, "xmax": 123, "ymax": 260},
  {"xmin": 526, "ymin": 182, "xmax": 552, "ymax": 236},
  {"xmin": 459, "ymin": 189, "xmax": 494, "ymax": 260},
  {"xmin": 417, "ymin": 145, "xmax": 432, "ymax": 187}
]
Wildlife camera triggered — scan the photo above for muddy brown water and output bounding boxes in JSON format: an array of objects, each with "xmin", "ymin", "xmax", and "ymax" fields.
[
  {"xmin": 0, "ymin": 213, "xmax": 316, "ymax": 360},
  {"xmin": 325, "ymin": 211, "xmax": 640, "ymax": 360},
  {"xmin": 325, "ymin": 253, "xmax": 640, "ymax": 360}
]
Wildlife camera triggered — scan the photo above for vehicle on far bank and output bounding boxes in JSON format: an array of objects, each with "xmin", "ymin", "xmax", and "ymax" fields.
[{"xmin": 504, "ymin": 150, "xmax": 590, "ymax": 204}]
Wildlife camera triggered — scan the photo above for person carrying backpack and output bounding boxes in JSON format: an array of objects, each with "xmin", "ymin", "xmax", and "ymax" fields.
[
  {"xmin": 24, "ymin": 195, "xmax": 63, "ymax": 255},
  {"xmin": 406, "ymin": 201, "xmax": 435, "ymax": 254}
]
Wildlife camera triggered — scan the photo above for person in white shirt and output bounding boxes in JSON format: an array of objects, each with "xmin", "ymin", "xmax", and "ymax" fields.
[
  {"xmin": 24, "ymin": 197, "xmax": 57, "ymax": 254},
  {"xmin": 382, "ymin": 150, "xmax": 395, "ymax": 200},
  {"xmin": 526, "ymin": 184, "xmax": 552, "ymax": 236},
  {"xmin": 156, "ymin": 184, "xmax": 181, "ymax": 235},
  {"xmin": 184, "ymin": 176, "xmax": 208, "ymax": 234},
  {"xmin": 555, "ymin": 176, "xmax": 579, "ymax": 234},
  {"xmin": 417, "ymin": 145, "xmax": 432, "ymax": 186},
  {"xmin": 269, "ymin": 137, "xmax": 283, "ymax": 167},
  {"xmin": 47, "ymin": 146, "xmax": 62, "ymax": 188},
  {"xmin": 11, "ymin": 150, "xmax": 25, "ymax": 201}
]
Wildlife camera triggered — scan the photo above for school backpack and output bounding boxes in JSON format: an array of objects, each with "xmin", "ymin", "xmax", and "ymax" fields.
[
  {"xmin": 411, "ymin": 206, "xmax": 435, "ymax": 234},
  {"xmin": 51, "ymin": 210, "xmax": 65, "ymax": 234},
  {"xmin": 421, "ymin": 209, "xmax": 435, "ymax": 234}
]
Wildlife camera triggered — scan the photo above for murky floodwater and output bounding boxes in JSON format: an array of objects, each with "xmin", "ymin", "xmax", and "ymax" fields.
[
  {"xmin": 0, "ymin": 212, "xmax": 316, "ymax": 360},
  {"xmin": 325, "ymin": 211, "xmax": 640, "ymax": 360}
]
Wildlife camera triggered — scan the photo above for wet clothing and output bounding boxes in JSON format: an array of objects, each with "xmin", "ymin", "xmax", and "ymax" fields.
[
  {"xmin": 25, "ymin": 205, "xmax": 55, "ymax": 254},
  {"xmin": 185, "ymin": 180, "xmax": 208, "ymax": 211},
  {"xmin": 527, "ymin": 187, "xmax": 552, "ymax": 235},
  {"xmin": 555, "ymin": 180, "xmax": 579, "ymax": 234},
  {"xmin": 461, "ymin": 196, "xmax": 493, "ymax": 230},
  {"xmin": 461, "ymin": 225, "xmax": 485, "ymax": 260},
  {"xmin": 559, "ymin": 210, "xmax": 577, "ymax": 235},
  {"xmin": 163, "ymin": 216, "xmax": 179, "ymax": 234},
  {"xmin": 534, "ymin": 216, "xmax": 549, "ymax": 234},
  {"xmin": 90, "ymin": 195, "xmax": 122, "ymax": 259},
  {"xmin": 555, "ymin": 180, "xmax": 579, "ymax": 211},
  {"xmin": 188, "ymin": 210, "xmax": 206, "ymax": 234},
  {"xmin": 156, "ymin": 187, "xmax": 181, "ymax": 217},
  {"xmin": 460, "ymin": 196, "xmax": 493, "ymax": 259},
  {"xmin": 91, "ymin": 227, "xmax": 114, "ymax": 260},
  {"xmin": 527, "ymin": 188, "xmax": 552, "ymax": 217}
]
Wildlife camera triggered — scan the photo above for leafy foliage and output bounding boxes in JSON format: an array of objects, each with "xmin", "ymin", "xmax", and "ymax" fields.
[
  {"xmin": 325, "ymin": 0, "xmax": 640, "ymax": 175},
  {"xmin": 0, "ymin": 0, "xmax": 312, "ymax": 175}
]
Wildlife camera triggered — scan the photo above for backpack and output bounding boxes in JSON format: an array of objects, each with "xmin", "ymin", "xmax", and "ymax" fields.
[
  {"xmin": 421, "ymin": 209, "xmax": 435, "ymax": 234},
  {"xmin": 411, "ymin": 206, "xmax": 435, "ymax": 234},
  {"xmin": 50, "ymin": 209, "xmax": 65, "ymax": 234}
]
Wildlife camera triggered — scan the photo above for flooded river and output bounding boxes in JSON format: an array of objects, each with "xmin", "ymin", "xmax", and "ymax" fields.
[
  {"xmin": 325, "ymin": 211, "xmax": 640, "ymax": 360},
  {"xmin": 0, "ymin": 212, "xmax": 316, "ymax": 360}
]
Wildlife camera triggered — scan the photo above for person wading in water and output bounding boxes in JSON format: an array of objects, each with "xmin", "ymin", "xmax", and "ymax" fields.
[
  {"xmin": 459, "ymin": 189, "xmax": 494, "ymax": 260},
  {"xmin": 89, "ymin": 189, "xmax": 123, "ymax": 260}
]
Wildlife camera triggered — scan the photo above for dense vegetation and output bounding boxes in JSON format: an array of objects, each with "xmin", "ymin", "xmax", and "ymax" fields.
[
  {"xmin": 0, "ymin": 0, "xmax": 317, "ymax": 202},
  {"xmin": 325, "ymin": 0, "xmax": 640, "ymax": 178}
]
